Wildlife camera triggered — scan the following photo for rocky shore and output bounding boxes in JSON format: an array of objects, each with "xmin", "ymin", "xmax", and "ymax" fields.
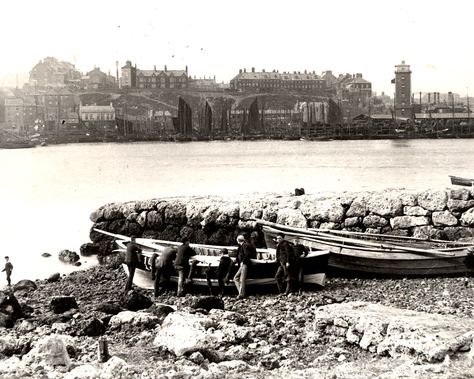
[{"xmin": 0, "ymin": 257, "xmax": 473, "ymax": 379}]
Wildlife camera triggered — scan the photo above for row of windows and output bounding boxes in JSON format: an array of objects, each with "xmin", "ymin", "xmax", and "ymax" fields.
[
  {"xmin": 81, "ymin": 113, "xmax": 114, "ymax": 120},
  {"xmin": 138, "ymin": 77, "xmax": 187, "ymax": 83}
]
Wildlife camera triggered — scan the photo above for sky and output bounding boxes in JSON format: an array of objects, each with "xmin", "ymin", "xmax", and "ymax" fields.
[{"xmin": 1, "ymin": 0, "xmax": 473, "ymax": 96}]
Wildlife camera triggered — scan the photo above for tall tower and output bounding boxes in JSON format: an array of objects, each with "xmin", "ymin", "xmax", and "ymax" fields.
[{"xmin": 394, "ymin": 61, "xmax": 412, "ymax": 118}]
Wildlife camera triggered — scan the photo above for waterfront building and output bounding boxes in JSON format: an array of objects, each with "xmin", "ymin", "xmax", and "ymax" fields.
[
  {"xmin": 393, "ymin": 61, "xmax": 412, "ymax": 118},
  {"xmin": 120, "ymin": 61, "xmax": 189, "ymax": 89},
  {"xmin": 230, "ymin": 68, "xmax": 325, "ymax": 93},
  {"xmin": 28, "ymin": 57, "xmax": 82, "ymax": 87},
  {"xmin": 79, "ymin": 103, "xmax": 116, "ymax": 130},
  {"xmin": 4, "ymin": 97, "xmax": 24, "ymax": 133}
]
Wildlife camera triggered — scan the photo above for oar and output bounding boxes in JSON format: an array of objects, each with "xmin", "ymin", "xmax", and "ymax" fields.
[
  {"xmin": 259, "ymin": 222, "xmax": 455, "ymax": 257},
  {"xmin": 93, "ymin": 228, "xmax": 131, "ymax": 241}
]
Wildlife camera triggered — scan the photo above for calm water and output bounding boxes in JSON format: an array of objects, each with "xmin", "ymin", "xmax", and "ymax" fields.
[{"xmin": 1, "ymin": 138, "xmax": 473, "ymax": 287}]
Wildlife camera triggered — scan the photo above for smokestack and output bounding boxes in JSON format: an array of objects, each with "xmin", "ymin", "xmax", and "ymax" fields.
[
  {"xmin": 164, "ymin": 65, "xmax": 167, "ymax": 72},
  {"xmin": 239, "ymin": 69, "xmax": 242, "ymax": 74},
  {"xmin": 251, "ymin": 67, "xmax": 255, "ymax": 73}
]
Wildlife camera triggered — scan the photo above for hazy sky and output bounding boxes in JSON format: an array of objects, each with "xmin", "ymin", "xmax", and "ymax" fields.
[{"xmin": 1, "ymin": 0, "xmax": 473, "ymax": 96}]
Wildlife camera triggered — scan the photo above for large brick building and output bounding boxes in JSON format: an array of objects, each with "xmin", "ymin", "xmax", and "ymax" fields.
[
  {"xmin": 121, "ymin": 61, "xmax": 189, "ymax": 89},
  {"xmin": 28, "ymin": 57, "xmax": 82, "ymax": 87},
  {"xmin": 230, "ymin": 68, "xmax": 326, "ymax": 93}
]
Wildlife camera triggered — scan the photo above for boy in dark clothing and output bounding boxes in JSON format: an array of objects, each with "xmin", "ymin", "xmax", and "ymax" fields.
[
  {"xmin": 274, "ymin": 233, "xmax": 294, "ymax": 294},
  {"xmin": 151, "ymin": 247, "xmax": 177, "ymax": 297},
  {"xmin": 2, "ymin": 256, "xmax": 13, "ymax": 287},
  {"xmin": 205, "ymin": 248, "xmax": 234, "ymax": 296},
  {"xmin": 233, "ymin": 234, "xmax": 256, "ymax": 299},
  {"xmin": 289, "ymin": 244, "xmax": 309, "ymax": 293},
  {"xmin": 124, "ymin": 236, "xmax": 141, "ymax": 293},
  {"xmin": 174, "ymin": 238, "xmax": 196, "ymax": 296}
]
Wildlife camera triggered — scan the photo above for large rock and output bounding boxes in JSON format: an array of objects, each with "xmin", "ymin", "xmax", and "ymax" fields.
[
  {"xmin": 448, "ymin": 188, "xmax": 471, "ymax": 201},
  {"xmin": 447, "ymin": 199, "xmax": 474, "ymax": 213},
  {"xmin": 300, "ymin": 198, "xmax": 346, "ymax": 223},
  {"xmin": 153, "ymin": 311, "xmax": 216, "ymax": 355},
  {"xmin": 367, "ymin": 193, "xmax": 403, "ymax": 217},
  {"xmin": 0, "ymin": 292, "xmax": 23, "ymax": 327},
  {"xmin": 58, "ymin": 250, "xmax": 80, "ymax": 263},
  {"xmin": 50, "ymin": 296, "xmax": 78, "ymax": 314},
  {"xmin": 23, "ymin": 335, "xmax": 72, "ymax": 367},
  {"xmin": 146, "ymin": 210, "xmax": 164, "ymax": 229},
  {"xmin": 362, "ymin": 215, "xmax": 388, "ymax": 228},
  {"xmin": 460, "ymin": 208, "xmax": 474, "ymax": 226},
  {"xmin": 346, "ymin": 196, "xmax": 368, "ymax": 217},
  {"xmin": 412, "ymin": 226, "xmax": 444, "ymax": 240},
  {"xmin": 403, "ymin": 206, "xmax": 430, "ymax": 217},
  {"xmin": 390, "ymin": 216, "xmax": 430, "ymax": 229},
  {"xmin": 314, "ymin": 302, "xmax": 474, "ymax": 362},
  {"xmin": 108, "ymin": 310, "xmax": 160, "ymax": 330},
  {"xmin": 13, "ymin": 279, "xmax": 37, "ymax": 291},
  {"xmin": 120, "ymin": 290, "xmax": 153, "ymax": 311},
  {"xmin": 417, "ymin": 190, "xmax": 448, "ymax": 211},
  {"xmin": 189, "ymin": 296, "xmax": 224, "ymax": 312},
  {"xmin": 164, "ymin": 201, "xmax": 187, "ymax": 225},
  {"xmin": 443, "ymin": 226, "xmax": 474, "ymax": 241},
  {"xmin": 275, "ymin": 208, "xmax": 307, "ymax": 228},
  {"xmin": 432, "ymin": 210, "xmax": 458, "ymax": 227}
]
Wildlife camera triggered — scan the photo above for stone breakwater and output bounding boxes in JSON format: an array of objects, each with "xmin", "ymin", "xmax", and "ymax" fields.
[{"xmin": 89, "ymin": 188, "xmax": 474, "ymax": 252}]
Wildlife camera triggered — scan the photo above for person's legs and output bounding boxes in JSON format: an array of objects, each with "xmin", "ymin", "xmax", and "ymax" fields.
[
  {"xmin": 274, "ymin": 265, "xmax": 285, "ymax": 293},
  {"xmin": 154, "ymin": 266, "xmax": 163, "ymax": 297},
  {"xmin": 125, "ymin": 264, "xmax": 135, "ymax": 292},
  {"xmin": 205, "ymin": 267, "xmax": 214, "ymax": 295},
  {"xmin": 6, "ymin": 272, "xmax": 11, "ymax": 287},
  {"xmin": 176, "ymin": 268, "xmax": 185, "ymax": 296},
  {"xmin": 239, "ymin": 264, "xmax": 248, "ymax": 298},
  {"xmin": 233, "ymin": 266, "xmax": 242, "ymax": 296}
]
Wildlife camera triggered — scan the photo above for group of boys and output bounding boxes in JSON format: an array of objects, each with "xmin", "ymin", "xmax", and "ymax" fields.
[{"xmin": 124, "ymin": 232, "xmax": 307, "ymax": 298}]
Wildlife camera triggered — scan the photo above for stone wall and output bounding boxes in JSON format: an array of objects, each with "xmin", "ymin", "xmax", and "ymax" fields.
[{"xmin": 89, "ymin": 188, "xmax": 474, "ymax": 252}]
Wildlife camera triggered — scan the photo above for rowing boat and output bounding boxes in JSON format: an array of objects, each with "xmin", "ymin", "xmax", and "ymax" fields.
[
  {"xmin": 449, "ymin": 175, "xmax": 474, "ymax": 187},
  {"xmin": 94, "ymin": 229, "xmax": 329, "ymax": 291},
  {"xmin": 256, "ymin": 220, "xmax": 474, "ymax": 277}
]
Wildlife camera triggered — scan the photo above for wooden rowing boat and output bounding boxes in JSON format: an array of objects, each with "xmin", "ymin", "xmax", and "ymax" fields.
[
  {"xmin": 256, "ymin": 220, "xmax": 474, "ymax": 277},
  {"xmin": 449, "ymin": 175, "xmax": 474, "ymax": 187},
  {"xmin": 94, "ymin": 229, "xmax": 329, "ymax": 291}
]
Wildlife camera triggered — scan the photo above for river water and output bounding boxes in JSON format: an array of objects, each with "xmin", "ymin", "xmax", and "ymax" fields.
[{"xmin": 0, "ymin": 138, "xmax": 473, "ymax": 287}]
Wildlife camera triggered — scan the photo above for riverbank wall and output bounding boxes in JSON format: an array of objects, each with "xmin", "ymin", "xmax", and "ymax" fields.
[{"xmin": 89, "ymin": 187, "xmax": 474, "ymax": 253}]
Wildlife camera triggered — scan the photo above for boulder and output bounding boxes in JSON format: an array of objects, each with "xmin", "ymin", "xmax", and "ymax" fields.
[
  {"xmin": 403, "ymin": 206, "xmax": 431, "ymax": 216},
  {"xmin": 448, "ymin": 188, "xmax": 471, "ymax": 201},
  {"xmin": 460, "ymin": 208, "xmax": 474, "ymax": 226},
  {"xmin": 109, "ymin": 310, "xmax": 160, "ymax": 330},
  {"xmin": 314, "ymin": 301, "xmax": 474, "ymax": 362},
  {"xmin": 13, "ymin": 279, "xmax": 37, "ymax": 291},
  {"xmin": 432, "ymin": 211, "xmax": 458, "ymax": 227},
  {"xmin": 412, "ymin": 226, "xmax": 445, "ymax": 240},
  {"xmin": 50, "ymin": 296, "xmax": 78, "ymax": 314},
  {"xmin": 23, "ymin": 335, "xmax": 71, "ymax": 367},
  {"xmin": 148, "ymin": 303, "xmax": 176, "ymax": 323},
  {"xmin": 58, "ymin": 250, "xmax": 80, "ymax": 263},
  {"xmin": 346, "ymin": 197, "xmax": 368, "ymax": 218},
  {"xmin": 275, "ymin": 208, "xmax": 307, "ymax": 228},
  {"xmin": 146, "ymin": 210, "xmax": 164, "ymax": 229},
  {"xmin": 79, "ymin": 317, "xmax": 106, "ymax": 337},
  {"xmin": 447, "ymin": 199, "xmax": 474, "ymax": 213},
  {"xmin": 344, "ymin": 217, "xmax": 361, "ymax": 228},
  {"xmin": 47, "ymin": 273, "xmax": 61, "ymax": 283},
  {"xmin": 417, "ymin": 190, "xmax": 447, "ymax": 211},
  {"xmin": 136, "ymin": 211, "xmax": 148, "ymax": 228},
  {"xmin": 164, "ymin": 201, "xmax": 187, "ymax": 225},
  {"xmin": 120, "ymin": 290, "xmax": 153, "ymax": 311},
  {"xmin": 367, "ymin": 193, "xmax": 403, "ymax": 218},
  {"xmin": 390, "ymin": 216, "xmax": 430, "ymax": 229},
  {"xmin": 189, "ymin": 296, "xmax": 224, "ymax": 312},
  {"xmin": 153, "ymin": 311, "xmax": 216, "ymax": 356},
  {"xmin": 103, "ymin": 205, "xmax": 123, "ymax": 221},
  {"xmin": 443, "ymin": 226, "xmax": 474, "ymax": 241},
  {"xmin": 79, "ymin": 243, "xmax": 99, "ymax": 256},
  {"xmin": 362, "ymin": 215, "xmax": 388, "ymax": 228},
  {"xmin": 95, "ymin": 301, "xmax": 123, "ymax": 315},
  {"xmin": 0, "ymin": 292, "xmax": 23, "ymax": 326},
  {"xmin": 400, "ymin": 192, "xmax": 418, "ymax": 206},
  {"xmin": 300, "ymin": 198, "xmax": 345, "ymax": 223},
  {"xmin": 41, "ymin": 252, "xmax": 52, "ymax": 258}
]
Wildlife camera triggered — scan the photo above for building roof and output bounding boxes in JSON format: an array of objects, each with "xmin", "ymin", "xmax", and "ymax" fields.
[
  {"xmin": 233, "ymin": 70, "xmax": 321, "ymax": 81},
  {"xmin": 137, "ymin": 69, "xmax": 186, "ymax": 77},
  {"xmin": 79, "ymin": 104, "xmax": 115, "ymax": 112}
]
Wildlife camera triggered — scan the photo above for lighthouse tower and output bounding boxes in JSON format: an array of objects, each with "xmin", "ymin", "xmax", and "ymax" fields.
[{"xmin": 394, "ymin": 61, "xmax": 412, "ymax": 118}]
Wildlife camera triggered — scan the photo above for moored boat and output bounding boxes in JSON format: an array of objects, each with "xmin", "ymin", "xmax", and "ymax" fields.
[
  {"xmin": 0, "ymin": 140, "xmax": 35, "ymax": 149},
  {"xmin": 449, "ymin": 175, "xmax": 474, "ymax": 187},
  {"xmin": 94, "ymin": 229, "xmax": 329, "ymax": 291},
  {"xmin": 256, "ymin": 220, "xmax": 474, "ymax": 277}
]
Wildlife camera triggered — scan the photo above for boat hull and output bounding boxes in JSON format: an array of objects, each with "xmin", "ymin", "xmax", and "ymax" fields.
[
  {"xmin": 114, "ymin": 238, "xmax": 329, "ymax": 291},
  {"xmin": 262, "ymin": 226, "xmax": 474, "ymax": 277},
  {"xmin": 449, "ymin": 175, "xmax": 474, "ymax": 187}
]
